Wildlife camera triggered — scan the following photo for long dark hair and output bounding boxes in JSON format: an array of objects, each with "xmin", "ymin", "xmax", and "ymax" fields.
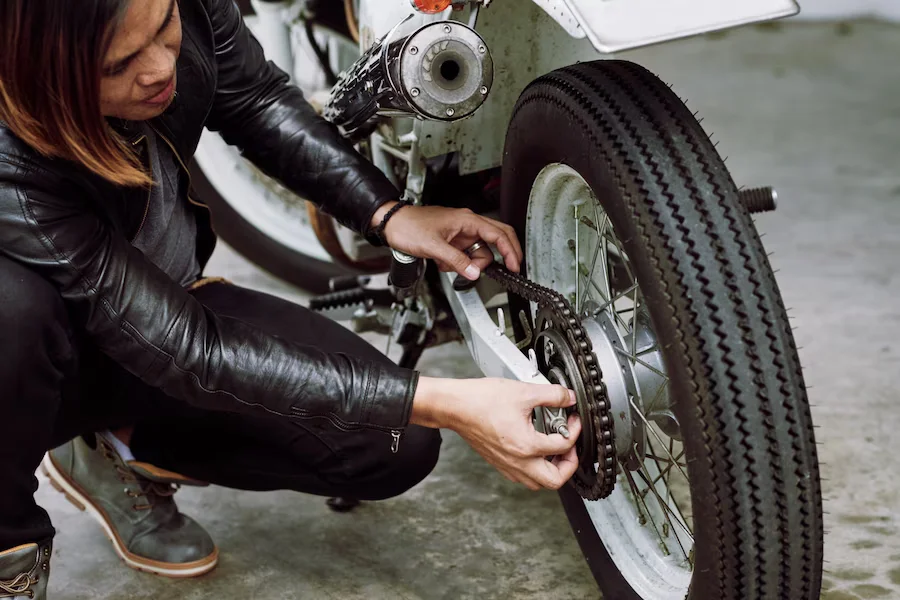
[{"xmin": 0, "ymin": 0, "xmax": 151, "ymax": 186}]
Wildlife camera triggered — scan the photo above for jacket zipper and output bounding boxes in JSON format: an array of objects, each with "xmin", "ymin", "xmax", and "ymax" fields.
[
  {"xmin": 147, "ymin": 123, "xmax": 208, "ymax": 210},
  {"xmin": 129, "ymin": 135, "xmax": 151, "ymax": 243},
  {"xmin": 290, "ymin": 406, "xmax": 404, "ymax": 453}
]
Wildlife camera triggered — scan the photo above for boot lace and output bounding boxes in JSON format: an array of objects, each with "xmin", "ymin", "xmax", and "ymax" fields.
[
  {"xmin": 99, "ymin": 441, "xmax": 179, "ymax": 511},
  {"xmin": 0, "ymin": 572, "xmax": 36, "ymax": 598}
]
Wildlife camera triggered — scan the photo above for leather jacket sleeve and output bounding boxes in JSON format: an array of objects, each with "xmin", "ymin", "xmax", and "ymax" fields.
[
  {"xmin": 202, "ymin": 0, "xmax": 397, "ymax": 235},
  {"xmin": 0, "ymin": 167, "xmax": 417, "ymax": 433}
]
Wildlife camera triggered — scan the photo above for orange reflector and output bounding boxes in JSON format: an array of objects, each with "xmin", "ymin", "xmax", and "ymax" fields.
[{"xmin": 412, "ymin": 0, "xmax": 452, "ymax": 14}]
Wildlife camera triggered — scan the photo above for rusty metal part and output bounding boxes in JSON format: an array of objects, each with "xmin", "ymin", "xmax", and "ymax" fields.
[{"xmin": 344, "ymin": 0, "xmax": 360, "ymax": 43}]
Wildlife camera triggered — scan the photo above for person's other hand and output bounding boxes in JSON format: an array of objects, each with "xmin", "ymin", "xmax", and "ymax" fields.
[
  {"xmin": 371, "ymin": 202, "xmax": 522, "ymax": 280},
  {"xmin": 412, "ymin": 377, "xmax": 582, "ymax": 491}
]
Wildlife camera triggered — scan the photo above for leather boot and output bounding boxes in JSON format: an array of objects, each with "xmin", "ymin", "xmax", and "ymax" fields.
[
  {"xmin": 42, "ymin": 435, "xmax": 217, "ymax": 578},
  {"xmin": 0, "ymin": 541, "xmax": 51, "ymax": 599}
]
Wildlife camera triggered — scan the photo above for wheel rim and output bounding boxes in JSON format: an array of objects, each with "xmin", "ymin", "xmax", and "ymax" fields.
[
  {"xmin": 526, "ymin": 163, "xmax": 693, "ymax": 599},
  {"xmin": 192, "ymin": 16, "xmax": 357, "ymax": 264}
]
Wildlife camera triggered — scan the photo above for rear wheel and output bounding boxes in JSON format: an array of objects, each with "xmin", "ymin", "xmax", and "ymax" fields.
[{"xmin": 501, "ymin": 60, "xmax": 823, "ymax": 599}]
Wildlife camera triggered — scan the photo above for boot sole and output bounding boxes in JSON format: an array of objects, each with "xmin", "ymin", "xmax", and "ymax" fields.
[{"xmin": 41, "ymin": 453, "xmax": 218, "ymax": 578}]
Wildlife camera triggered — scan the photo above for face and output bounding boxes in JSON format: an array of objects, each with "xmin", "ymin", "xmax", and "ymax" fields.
[{"xmin": 100, "ymin": 0, "xmax": 182, "ymax": 120}]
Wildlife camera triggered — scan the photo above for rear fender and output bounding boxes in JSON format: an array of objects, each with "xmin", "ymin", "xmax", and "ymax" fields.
[{"xmin": 532, "ymin": 0, "xmax": 800, "ymax": 52}]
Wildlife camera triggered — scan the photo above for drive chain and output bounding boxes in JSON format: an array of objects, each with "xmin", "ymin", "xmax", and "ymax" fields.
[{"xmin": 483, "ymin": 263, "xmax": 616, "ymax": 500}]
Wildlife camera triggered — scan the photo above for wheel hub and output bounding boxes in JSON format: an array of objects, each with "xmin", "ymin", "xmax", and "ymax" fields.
[
  {"xmin": 579, "ymin": 303, "xmax": 641, "ymax": 465},
  {"xmin": 580, "ymin": 300, "xmax": 678, "ymax": 468}
]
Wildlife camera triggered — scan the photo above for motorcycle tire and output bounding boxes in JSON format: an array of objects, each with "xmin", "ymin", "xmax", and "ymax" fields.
[{"xmin": 501, "ymin": 60, "xmax": 824, "ymax": 600}]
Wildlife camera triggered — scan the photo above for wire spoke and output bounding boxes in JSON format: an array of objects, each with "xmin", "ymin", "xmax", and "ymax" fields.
[
  {"xmin": 639, "ymin": 452, "xmax": 692, "ymax": 561},
  {"xmin": 623, "ymin": 468, "xmax": 671, "ymax": 555},
  {"xmin": 644, "ymin": 451, "xmax": 686, "ymax": 468},
  {"xmin": 574, "ymin": 204, "xmax": 580, "ymax": 310},
  {"xmin": 580, "ymin": 214, "xmax": 606, "ymax": 313},
  {"xmin": 629, "ymin": 398, "xmax": 690, "ymax": 482},
  {"xmin": 667, "ymin": 437, "xmax": 676, "ymax": 489},
  {"xmin": 604, "ymin": 224, "xmax": 636, "ymax": 283},
  {"xmin": 631, "ymin": 284, "xmax": 641, "ymax": 359},
  {"xmin": 644, "ymin": 450, "xmax": 687, "ymax": 489},
  {"xmin": 634, "ymin": 467, "xmax": 695, "ymax": 544},
  {"xmin": 595, "ymin": 205, "xmax": 613, "ymax": 307},
  {"xmin": 591, "ymin": 282, "xmax": 638, "ymax": 318},
  {"xmin": 616, "ymin": 347, "xmax": 669, "ymax": 380}
]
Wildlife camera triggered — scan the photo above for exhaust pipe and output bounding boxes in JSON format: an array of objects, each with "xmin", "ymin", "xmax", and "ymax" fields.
[{"xmin": 324, "ymin": 20, "xmax": 494, "ymax": 134}]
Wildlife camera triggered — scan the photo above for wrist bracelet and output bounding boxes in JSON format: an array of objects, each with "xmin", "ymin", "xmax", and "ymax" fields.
[{"xmin": 370, "ymin": 200, "xmax": 411, "ymax": 246}]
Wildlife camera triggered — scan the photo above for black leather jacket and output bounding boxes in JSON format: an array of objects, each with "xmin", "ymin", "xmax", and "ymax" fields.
[{"xmin": 0, "ymin": 0, "xmax": 418, "ymax": 433}]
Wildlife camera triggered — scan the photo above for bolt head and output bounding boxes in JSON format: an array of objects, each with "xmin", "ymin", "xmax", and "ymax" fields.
[
  {"xmin": 446, "ymin": 107, "xmax": 455, "ymax": 117},
  {"xmin": 411, "ymin": 87, "xmax": 420, "ymax": 97},
  {"xmin": 409, "ymin": 46, "xmax": 419, "ymax": 55},
  {"xmin": 478, "ymin": 45, "xmax": 486, "ymax": 54},
  {"xmin": 443, "ymin": 24, "xmax": 452, "ymax": 34},
  {"xmin": 480, "ymin": 85, "xmax": 488, "ymax": 95}
]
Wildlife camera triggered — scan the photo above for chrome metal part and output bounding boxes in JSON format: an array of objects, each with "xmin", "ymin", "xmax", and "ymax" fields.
[{"xmin": 324, "ymin": 19, "xmax": 493, "ymax": 134}]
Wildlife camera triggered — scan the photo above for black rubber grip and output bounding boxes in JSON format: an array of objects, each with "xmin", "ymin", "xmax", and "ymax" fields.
[{"xmin": 389, "ymin": 256, "xmax": 423, "ymax": 291}]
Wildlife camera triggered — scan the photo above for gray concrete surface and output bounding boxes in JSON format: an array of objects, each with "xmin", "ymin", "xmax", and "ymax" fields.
[{"xmin": 36, "ymin": 20, "xmax": 900, "ymax": 600}]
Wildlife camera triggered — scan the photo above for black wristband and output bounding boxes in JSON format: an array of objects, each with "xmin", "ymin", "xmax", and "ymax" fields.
[{"xmin": 368, "ymin": 200, "xmax": 411, "ymax": 247}]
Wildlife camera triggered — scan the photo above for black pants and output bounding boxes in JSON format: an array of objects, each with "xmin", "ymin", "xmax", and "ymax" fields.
[{"xmin": 0, "ymin": 255, "xmax": 441, "ymax": 550}]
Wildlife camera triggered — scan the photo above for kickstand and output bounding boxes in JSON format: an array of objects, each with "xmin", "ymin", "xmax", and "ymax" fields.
[{"xmin": 326, "ymin": 497, "xmax": 360, "ymax": 512}]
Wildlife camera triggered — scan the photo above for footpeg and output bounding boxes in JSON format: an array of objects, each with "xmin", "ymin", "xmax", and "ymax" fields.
[{"xmin": 309, "ymin": 283, "xmax": 393, "ymax": 313}]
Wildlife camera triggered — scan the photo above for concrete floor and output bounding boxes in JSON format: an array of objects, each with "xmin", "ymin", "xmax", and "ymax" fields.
[{"xmin": 36, "ymin": 20, "xmax": 900, "ymax": 600}]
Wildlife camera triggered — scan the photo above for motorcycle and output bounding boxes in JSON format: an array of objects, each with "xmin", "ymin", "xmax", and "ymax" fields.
[{"xmin": 192, "ymin": 1, "xmax": 824, "ymax": 598}]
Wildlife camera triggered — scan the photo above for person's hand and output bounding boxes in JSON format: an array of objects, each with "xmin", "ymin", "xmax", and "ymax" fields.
[
  {"xmin": 412, "ymin": 377, "xmax": 582, "ymax": 490},
  {"xmin": 371, "ymin": 202, "xmax": 522, "ymax": 280}
]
